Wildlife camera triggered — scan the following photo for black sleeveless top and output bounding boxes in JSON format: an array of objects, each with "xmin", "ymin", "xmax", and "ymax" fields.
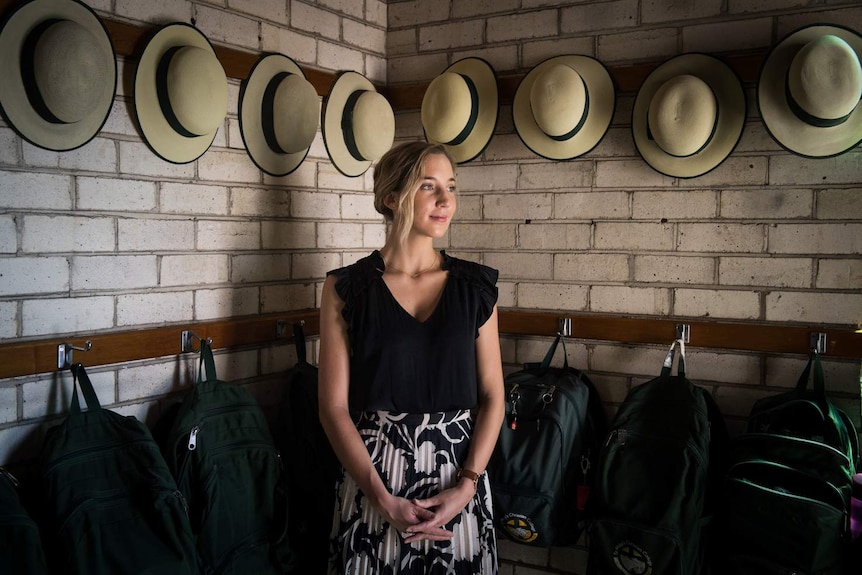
[{"xmin": 328, "ymin": 250, "xmax": 499, "ymax": 413}]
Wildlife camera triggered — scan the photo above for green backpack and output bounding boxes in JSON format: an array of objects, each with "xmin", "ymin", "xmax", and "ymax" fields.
[
  {"xmin": 587, "ymin": 339, "xmax": 728, "ymax": 575},
  {"xmin": 41, "ymin": 363, "xmax": 199, "ymax": 575},
  {"xmin": 714, "ymin": 352, "xmax": 859, "ymax": 575},
  {"xmin": 0, "ymin": 467, "xmax": 48, "ymax": 575},
  {"xmin": 159, "ymin": 340, "xmax": 291, "ymax": 575}
]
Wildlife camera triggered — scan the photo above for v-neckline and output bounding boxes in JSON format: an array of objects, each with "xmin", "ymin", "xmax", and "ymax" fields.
[{"xmin": 375, "ymin": 250, "xmax": 450, "ymax": 324}]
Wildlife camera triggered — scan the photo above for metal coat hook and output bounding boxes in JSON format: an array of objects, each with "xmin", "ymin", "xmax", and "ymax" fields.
[
  {"xmin": 810, "ymin": 332, "xmax": 827, "ymax": 354},
  {"xmin": 557, "ymin": 317, "xmax": 572, "ymax": 337},
  {"xmin": 675, "ymin": 324, "xmax": 691, "ymax": 344},
  {"xmin": 181, "ymin": 331, "xmax": 212, "ymax": 353},
  {"xmin": 276, "ymin": 319, "xmax": 305, "ymax": 339},
  {"xmin": 57, "ymin": 341, "xmax": 92, "ymax": 370}
]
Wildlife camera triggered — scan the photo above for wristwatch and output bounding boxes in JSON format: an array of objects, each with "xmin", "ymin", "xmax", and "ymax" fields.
[{"xmin": 457, "ymin": 468, "xmax": 480, "ymax": 490}]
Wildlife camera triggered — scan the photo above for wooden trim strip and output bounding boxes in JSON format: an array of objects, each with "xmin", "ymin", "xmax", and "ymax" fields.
[{"xmin": 0, "ymin": 309, "xmax": 858, "ymax": 380}]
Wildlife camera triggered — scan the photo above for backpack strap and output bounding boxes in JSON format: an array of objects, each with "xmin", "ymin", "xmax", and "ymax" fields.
[
  {"xmin": 794, "ymin": 352, "xmax": 825, "ymax": 395},
  {"xmin": 660, "ymin": 339, "xmax": 686, "ymax": 378},
  {"xmin": 70, "ymin": 363, "xmax": 101, "ymax": 415},
  {"xmin": 540, "ymin": 334, "xmax": 569, "ymax": 370},
  {"xmin": 293, "ymin": 322, "xmax": 307, "ymax": 365},
  {"xmin": 197, "ymin": 340, "xmax": 217, "ymax": 384}
]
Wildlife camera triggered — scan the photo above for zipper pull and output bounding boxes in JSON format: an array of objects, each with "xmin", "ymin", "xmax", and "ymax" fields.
[{"xmin": 188, "ymin": 426, "xmax": 199, "ymax": 451}]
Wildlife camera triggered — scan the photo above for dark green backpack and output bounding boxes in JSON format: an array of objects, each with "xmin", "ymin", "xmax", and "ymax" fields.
[
  {"xmin": 0, "ymin": 467, "xmax": 48, "ymax": 575},
  {"xmin": 714, "ymin": 352, "xmax": 859, "ymax": 575},
  {"xmin": 41, "ymin": 363, "xmax": 199, "ymax": 575},
  {"xmin": 159, "ymin": 340, "xmax": 290, "ymax": 575},
  {"xmin": 587, "ymin": 339, "xmax": 728, "ymax": 575}
]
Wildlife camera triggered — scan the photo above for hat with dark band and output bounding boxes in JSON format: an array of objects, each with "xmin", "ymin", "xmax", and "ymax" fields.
[
  {"xmin": 421, "ymin": 57, "xmax": 499, "ymax": 164},
  {"xmin": 240, "ymin": 53, "xmax": 319, "ymax": 177},
  {"xmin": 134, "ymin": 23, "xmax": 228, "ymax": 164},
  {"xmin": 758, "ymin": 24, "xmax": 862, "ymax": 158},
  {"xmin": 0, "ymin": 0, "xmax": 116, "ymax": 151},
  {"xmin": 632, "ymin": 53, "xmax": 746, "ymax": 178},
  {"xmin": 322, "ymin": 70, "xmax": 395, "ymax": 177}
]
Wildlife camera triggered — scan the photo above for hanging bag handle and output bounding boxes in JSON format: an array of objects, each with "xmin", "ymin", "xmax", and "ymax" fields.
[
  {"xmin": 540, "ymin": 334, "xmax": 569, "ymax": 370},
  {"xmin": 794, "ymin": 351, "xmax": 826, "ymax": 395},
  {"xmin": 293, "ymin": 322, "xmax": 307, "ymax": 365},
  {"xmin": 69, "ymin": 362, "xmax": 101, "ymax": 416},
  {"xmin": 660, "ymin": 338, "xmax": 686, "ymax": 378},
  {"xmin": 197, "ymin": 339, "xmax": 218, "ymax": 384}
]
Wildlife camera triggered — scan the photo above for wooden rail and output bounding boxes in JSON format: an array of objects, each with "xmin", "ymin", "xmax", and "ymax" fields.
[{"xmin": 1, "ymin": 309, "xmax": 859, "ymax": 380}]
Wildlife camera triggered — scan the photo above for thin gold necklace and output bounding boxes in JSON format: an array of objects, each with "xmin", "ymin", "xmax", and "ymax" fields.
[{"xmin": 383, "ymin": 252, "xmax": 440, "ymax": 278}]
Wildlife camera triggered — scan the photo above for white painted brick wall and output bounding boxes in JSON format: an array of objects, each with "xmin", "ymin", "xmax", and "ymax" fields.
[
  {"xmin": 0, "ymin": 257, "xmax": 69, "ymax": 296},
  {"xmin": 634, "ymin": 255, "xmax": 715, "ymax": 284},
  {"xmin": 161, "ymin": 182, "xmax": 230, "ymax": 215},
  {"xmin": 291, "ymin": 1, "xmax": 342, "ymax": 40},
  {"xmin": 769, "ymin": 223, "xmax": 862, "ymax": 255},
  {"xmin": 674, "ymin": 288, "xmax": 760, "ymax": 320},
  {"xmin": 0, "ymin": 386, "xmax": 16, "ymax": 424},
  {"xmin": 0, "ymin": 128, "xmax": 20, "ymax": 165},
  {"xmin": 195, "ymin": 286, "xmax": 260, "ymax": 320},
  {"xmin": 557, "ymin": 191, "xmax": 629, "ymax": 220},
  {"xmin": 517, "ymin": 282, "xmax": 589, "ymax": 311},
  {"xmin": 719, "ymin": 256, "xmax": 812, "ymax": 288},
  {"xmin": 816, "ymin": 259, "xmax": 862, "ymax": 290},
  {"xmin": 591, "ymin": 285, "xmax": 671, "ymax": 315},
  {"xmin": 765, "ymin": 292, "xmax": 862, "ymax": 325},
  {"xmin": 817, "ymin": 188, "xmax": 862, "ymax": 220},
  {"xmin": 0, "ymin": 171, "xmax": 73, "ymax": 209},
  {"xmin": 262, "ymin": 221, "xmax": 317, "ymax": 249},
  {"xmin": 678, "ymin": 223, "xmax": 765, "ymax": 253},
  {"xmin": 642, "ymin": 0, "xmax": 723, "ymax": 23},
  {"xmin": 114, "ymin": 0, "xmax": 192, "ymax": 24},
  {"xmin": 0, "ymin": 215, "xmax": 16, "ymax": 253},
  {"xmin": 161, "ymin": 254, "xmax": 230, "ymax": 286},
  {"xmin": 198, "ymin": 220, "xmax": 261, "ymax": 251},
  {"xmin": 22, "ymin": 215, "xmax": 115, "ymax": 253},
  {"xmin": 632, "ymin": 190, "xmax": 717, "ymax": 220},
  {"xmin": 720, "ymin": 188, "xmax": 812, "ymax": 220},
  {"xmin": 561, "ymin": 0, "xmax": 638, "ymax": 35},
  {"xmin": 23, "ymin": 138, "xmax": 117, "ymax": 173},
  {"xmin": 22, "ymin": 296, "xmax": 114, "ymax": 337},
  {"xmin": 0, "ymin": 302, "xmax": 17, "ymax": 339},
  {"xmin": 232, "ymin": 254, "xmax": 293, "ymax": 282},
  {"xmin": 72, "ymin": 255, "xmax": 158, "ymax": 290},
  {"xmin": 119, "ymin": 218, "xmax": 195, "ymax": 251},
  {"xmin": 555, "ymin": 253, "xmax": 629, "ymax": 282},
  {"xmin": 595, "ymin": 222, "xmax": 674, "ymax": 251},
  {"xmin": 261, "ymin": 282, "xmax": 316, "ymax": 313},
  {"xmin": 117, "ymin": 291, "xmax": 194, "ymax": 326},
  {"xmin": 518, "ymin": 223, "xmax": 591, "ymax": 250},
  {"xmin": 77, "ymin": 177, "xmax": 158, "ymax": 212}
]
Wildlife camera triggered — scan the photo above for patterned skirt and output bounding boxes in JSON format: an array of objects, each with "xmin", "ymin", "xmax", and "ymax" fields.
[{"xmin": 328, "ymin": 410, "xmax": 498, "ymax": 575}]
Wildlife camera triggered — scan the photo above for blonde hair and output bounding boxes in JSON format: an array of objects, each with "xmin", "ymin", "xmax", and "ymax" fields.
[{"xmin": 373, "ymin": 141, "xmax": 456, "ymax": 246}]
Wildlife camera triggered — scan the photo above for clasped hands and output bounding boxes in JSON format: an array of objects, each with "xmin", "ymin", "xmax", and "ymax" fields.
[{"xmin": 382, "ymin": 480, "xmax": 475, "ymax": 543}]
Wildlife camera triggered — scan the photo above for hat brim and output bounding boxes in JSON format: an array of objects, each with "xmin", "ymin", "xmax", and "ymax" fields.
[
  {"xmin": 513, "ymin": 55, "xmax": 615, "ymax": 160},
  {"xmin": 424, "ymin": 57, "xmax": 499, "ymax": 164},
  {"xmin": 633, "ymin": 53, "xmax": 746, "ymax": 179},
  {"xmin": 134, "ymin": 23, "xmax": 221, "ymax": 164},
  {"xmin": 759, "ymin": 24, "xmax": 862, "ymax": 158},
  {"xmin": 322, "ymin": 71, "xmax": 377, "ymax": 177},
  {"xmin": 240, "ymin": 54, "xmax": 315, "ymax": 177},
  {"xmin": 0, "ymin": 0, "xmax": 116, "ymax": 151}
]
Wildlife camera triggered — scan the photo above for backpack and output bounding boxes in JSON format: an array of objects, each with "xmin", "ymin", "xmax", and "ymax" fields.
[
  {"xmin": 587, "ymin": 339, "xmax": 728, "ymax": 575},
  {"xmin": 488, "ymin": 334, "xmax": 608, "ymax": 547},
  {"xmin": 41, "ymin": 363, "xmax": 199, "ymax": 575},
  {"xmin": 714, "ymin": 352, "xmax": 859, "ymax": 575},
  {"xmin": 275, "ymin": 322, "xmax": 341, "ymax": 574},
  {"xmin": 158, "ymin": 340, "xmax": 290, "ymax": 575},
  {"xmin": 0, "ymin": 467, "xmax": 48, "ymax": 575}
]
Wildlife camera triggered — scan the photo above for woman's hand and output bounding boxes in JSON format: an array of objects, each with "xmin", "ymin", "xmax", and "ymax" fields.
[
  {"xmin": 400, "ymin": 479, "xmax": 475, "ymax": 543},
  {"xmin": 374, "ymin": 491, "xmax": 454, "ymax": 542}
]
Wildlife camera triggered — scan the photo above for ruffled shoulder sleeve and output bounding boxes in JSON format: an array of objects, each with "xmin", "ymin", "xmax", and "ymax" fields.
[
  {"xmin": 443, "ymin": 251, "xmax": 499, "ymax": 329},
  {"xmin": 326, "ymin": 251, "xmax": 383, "ymax": 327}
]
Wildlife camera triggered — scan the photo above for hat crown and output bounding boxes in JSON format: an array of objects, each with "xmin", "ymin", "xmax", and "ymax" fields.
[
  {"xmin": 421, "ymin": 72, "xmax": 473, "ymax": 144},
  {"xmin": 351, "ymin": 90, "xmax": 394, "ymax": 160},
  {"xmin": 32, "ymin": 20, "xmax": 107, "ymax": 124},
  {"xmin": 272, "ymin": 74, "xmax": 319, "ymax": 154},
  {"xmin": 529, "ymin": 64, "xmax": 586, "ymax": 137},
  {"xmin": 788, "ymin": 34, "xmax": 862, "ymax": 121},
  {"xmin": 165, "ymin": 45, "xmax": 227, "ymax": 136},
  {"xmin": 648, "ymin": 74, "xmax": 717, "ymax": 157}
]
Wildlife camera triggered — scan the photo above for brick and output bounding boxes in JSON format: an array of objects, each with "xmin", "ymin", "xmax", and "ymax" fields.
[
  {"xmin": 518, "ymin": 223, "xmax": 591, "ymax": 250},
  {"xmin": 517, "ymin": 282, "xmax": 589, "ymax": 311},
  {"xmin": 634, "ymin": 255, "xmax": 715, "ymax": 284},
  {"xmin": 643, "ymin": 0, "xmax": 722, "ymax": 22},
  {"xmin": 342, "ymin": 193, "xmax": 379, "ymax": 220},
  {"xmin": 454, "ymin": 0, "xmax": 518, "ymax": 18},
  {"xmin": 769, "ymin": 153, "xmax": 862, "ymax": 186},
  {"xmin": 633, "ymin": 190, "xmax": 717, "ymax": 220},
  {"xmin": 719, "ymin": 257, "xmax": 812, "ymax": 288},
  {"xmin": 194, "ymin": 4, "xmax": 260, "ymax": 49},
  {"xmin": 117, "ymin": 291, "xmax": 194, "ymax": 326},
  {"xmin": 291, "ymin": 1, "xmax": 341, "ymax": 40},
  {"xmin": 487, "ymin": 10, "xmax": 558, "ymax": 43},
  {"xmin": 598, "ymin": 28, "xmax": 678, "ymax": 63},
  {"xmin": 210, "ymin": 349, "xmax": 260, "ymax": 382},
  {"xmin": 0, "ymin": 257, "xmax": 68, "ymax": 296},
  {"xmin": 366, "ymin": 54, "xmax": 387, "ymax": 84},
  {"xmin": 720, "ymin": 188, "xmax": 812, "ymax": 220},
  {"xmin": 195, "ymin": 286, "xmax": 259, "ymax": 320},
  {"xmin": 816, "ymin": 259, "xmax": 862, "ymax": 290},
  {"xmin": 817, "ymin": 188, "xmax": 862, "ymax": 220},
  {"xmin": 318, "ymin": 42, "xmax": 366, "ymax": 77},
  {"xmin": 161, "ymin": 254, "xmax": 229, "ymax": 286},
  {"xmin": 119, "ymin": 218, "xmax": 195, "ymax": 251},
  {"xmin": 677, "ymin": 223, "xmax": 765, "ymax": 253},
  {"xmin": 595, "ymin": 222, "xmax": 674, "ymax": 251},
  {"xmin": 366, "ymin": 0, "xmax": 386, "ymax": 26},
  {"xmin": 261, "ymin": 23, "xmax": 317, "ymax": 63},
  {"xmin": 688, "ymin": 157, "xmax": 768, "ymax": 188},
  {"xmin": 686, "ymin": 351, "xmax": 761, "ymax": 385},
  {"xmin": 729, "ymin": 0, "xmax": 808, "ymax": 15},
  {"xmin": 765, "ymin": 291, "xmax": 862, "ymax": 325},
  {"xmin": 769, "ymin": 223, "xmax": 862, "ymax": 255},
  {"xmin": 161, "ymin": 182, "xmax": 230, "ymax": 215},
  {"xmin": 555, "ymin": 253, "xmax": 629, "ymax": 282},
  {"xmin": 497, "ymin": 281, "xmax": 516, "ymax": 308},
  {"xmin": 0, "ymin": 171, "xmax": 72, "ymax": 209},
  {"xmin": 317, "ymin": 0, "xmax": 364, "ymax": 18},
  {"xmin": 0, "ymin": 386, "xmax": 15, "ymax": 424},
  {"xmin": 484, "ymin": 193, "xmax": 553, "ymax": 221},
  {"xmin": 289, "ymin": 191, "xmax": 341, "ymax": 220},
  {"xmin": 387, "ymin": 53, "xmax": 450, "ymax": 83},
  {"xmin": 592, "ymin": 127, "xmax": 637, "ymax": 158},
  {"xmin": 262, "ymin": 341, "xmax": 299, "ymax": 375},
  {"xmin": 232, "ymin": 254, "xmax": 293, "ymax": 282},
  {"xmin": 458, "ymin": 164, "xmax": 519, "ymax": 193},
  {"xmin": 262, "ymin": 221, "xmax": 316, "ymax": 249},
  {"xmin": 228, "ymin": 0, "xmax": 286, "ymax": 23},
  {"xmin": 521, "ymin": 162, "xmax": 593, "ymax": 189},
  {"xmin": 387, "ymin": 28, "xmax": 418, "ymax": 56},
  {"xmin": 23, "ymin": 369, "xmax": 115, "ymax": 419},
  {"xmin": 522, "ymin": 36, "xmax": 596, "ymax": 68},
  {"xmin": 22, "ymin": 215, "xmax": 114, "ymax": 253},
  {"xmin": 77, "ymin": 177, "xmax": 158, "ymax": 212},
  {"xmin": 320, "ymin": 162, "xmax": 369, "ymax": 193},
  {"xmin": 198, "ymin": 150, "xmax": 262, "ymax": 183},
  {"xmin": 388, "ymin": 0, "xmax": 450, "ymax": 27},
  {"xmin": 118, "ymin": 361, "xmax": 184, "ymax": 403},
  {"xmin": 556, "ymin": 191, "xmax": 629, "ymax": 220},
  {"xmin": 714, "ymin": 384, "xmax": 770, "ymax": 419},
  {"xmin": 483, "ymin": 133, "xmax": 535, "ymax": 162},
  {"xmin": 682, "ymin": 18, "xmax": 772, "ymax": 53},
  {"xmin": 344, "ymin": 19, "xmax": 386, "ymax": 54},
  {"xmin": 674, "ymin": 288, "xmax": 760, "ymax": 320},
  {"xmin": 119, "ymin": 142, "xmax": 195, "ymax": 179},
  {"xmin": 363, "ymin": 223, "xmax": 386, "ymax": 247},
  {"xmin": 23, "ymin": 137, "xmax": 117, "ymax": 173},
  {"xmin": 197, "ymin": 220, "xmax": 261, "ymax": 250},
  {"xmin": 0, "ymin": 301, "xmax": 16, "ymax": 339},
  {"xmin": 516, "ymin": 336, "xmax": 588, "ymax": 369},
  {"xmin": 591, "ymin": 285, "xmax": 671, "ymax": 315},
  {"xmin": 591, "ymin": 344, "xmax": 669, "ymax": 377},
  {"xmin": 561, "ymin": 0, "xmax": 638, "ymax": 34},
  {"xmin": 72, "ymin": 256, "xmax": 158, "ymax": 290},
  {"xmin": 484, "ymin": 252, "xmax": 553, "ymax": 280},
  {"xmin": 318, "ymin": 222, "xmax": 364, "ymax": 248},
  {"xmin": 450, "ymin": 223, "xmax": 517, "ymax": 249},
  {"xmin": 0, "ymin": 215, "xmax": 16, "ymax": 253},
  {"xmin": 767, "ymin": 356, "xmax": 861, "ymax": 396},
  {"xmin": 596, "ymin": 160, "xmax": 674, "ymax": 188},
  {"xmin": 735, "ymin": 122, "xmax": 783, "ymax": 153},
  {"xmin": 0, "ymin": 127, "xmax": 19, "ymax": 165},
  {"xmin": 115, "ymin": 0, "xmax": 191, "ymax": 23},
  {"xmin": 230, "ymin": 186, "xmax": 290, "ymax": 217},
  {"xmin": 22, "ymin": 296, "xmax": 114, "ymax": 336},
  {"xmin": 292, "ymin": 252, "xmax": 342, "ymax": 280},
  {"xmin": 420, "ymin": 20, "xmax": 484, "ymax": 51},
  {"xmin": 102, "ymin": 100, "xmax": 138, "ymax": 137},
  {"xmin": 261, "ymin": 282, "xmax": 316, "ymax": 313},
  {"xmin": 776, "ymin": 7, "xmax": 862, "ymax": 40},
  {"xmin": 0, "ymin": 421, "xmax": 45, "ymax": 463}
]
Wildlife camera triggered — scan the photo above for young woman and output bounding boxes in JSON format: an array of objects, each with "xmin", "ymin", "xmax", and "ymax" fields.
[{"xmin": 318, "ymin": 141, "xmax": 505, "ymax": 574}]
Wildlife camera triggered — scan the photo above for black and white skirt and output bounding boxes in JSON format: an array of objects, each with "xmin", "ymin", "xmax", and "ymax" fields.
[{"xmin": 328, "ymin": 410, "xmax": 498, "ymax": 575}]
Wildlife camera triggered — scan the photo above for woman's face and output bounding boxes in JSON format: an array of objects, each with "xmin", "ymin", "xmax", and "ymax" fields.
[{"xmin": 409, "ymin": 152, "xmax": 457, "ymax": 239}]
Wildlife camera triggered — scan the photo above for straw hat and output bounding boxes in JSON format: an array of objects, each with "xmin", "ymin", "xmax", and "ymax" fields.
[
  {"xmin": 134, "ymin": 23, "xmax": 227, "ymax": 164},
  {"xmin": 0, "ymin": 0, "xmax": 116, "ymax": 151},
  {"xmin": 421, "ymin": 58, "xmax": 499, "ymax": 164},
  {"xmin": 759, "ymin": 24, "xmax": 862, "ymax": 158},
  {"xmin": 322, "ymin": 71, "xmax": 395, "ymax": 177},
  {"xmin": 240, "ymin": 54, "xmax": 319, "ymax": 176},
  {"xmin": 632, "ymin": 53, "xmax": 746, "ymax": 178},
  {"xmin": 513, "ymin": 55, "xmax": 615, "ymax": 160}
]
